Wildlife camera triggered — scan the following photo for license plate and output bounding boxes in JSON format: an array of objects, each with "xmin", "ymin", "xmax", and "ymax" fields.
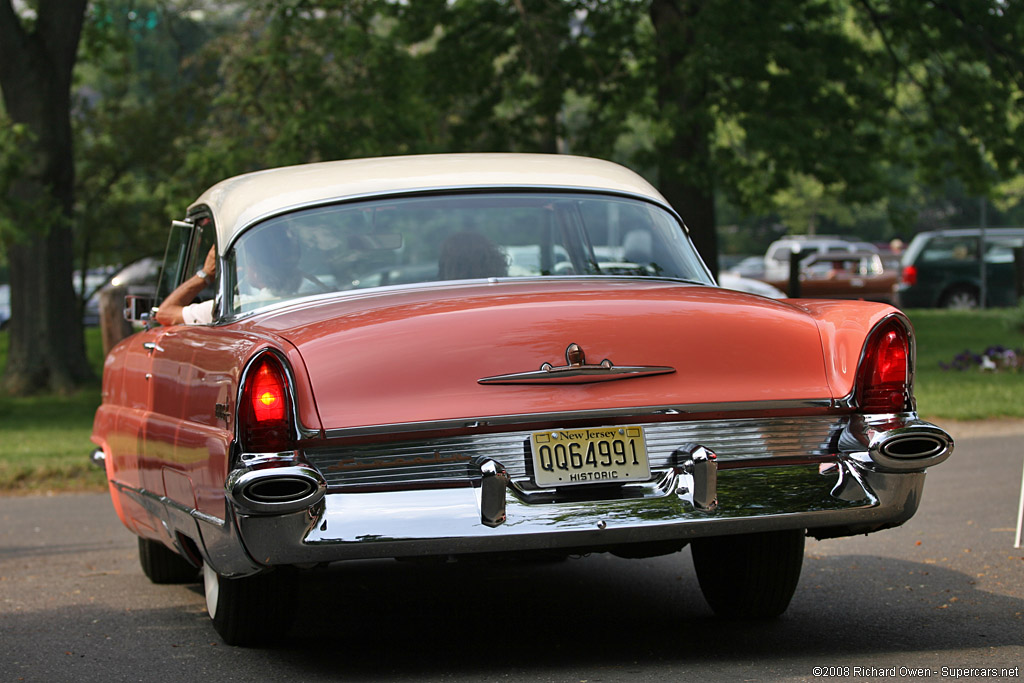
[{"xmin": 530, "ymin": 426, "xmax": 650, "ymax": 488}]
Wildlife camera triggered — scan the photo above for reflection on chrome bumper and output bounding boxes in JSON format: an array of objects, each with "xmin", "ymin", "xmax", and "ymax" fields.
[
  {"xmin": 234, "ymin": 413, "xmax": 950, "ymax": 568},
  {"xmin": 237, "ymin": 460, "xmax": 926, "ymax": 567},
  {"xmin": 123, "ymin": 412, "xmax": 951, "ymax": 575}
]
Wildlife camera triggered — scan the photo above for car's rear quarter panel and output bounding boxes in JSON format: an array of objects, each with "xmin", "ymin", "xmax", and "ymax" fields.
[
  {"xmin": 93, "ymin": 325, "xmax": 322, "ymax": 527},
  {"xmin": 793, "ymin": 299, "xmax": 907, "ymax": 400}
]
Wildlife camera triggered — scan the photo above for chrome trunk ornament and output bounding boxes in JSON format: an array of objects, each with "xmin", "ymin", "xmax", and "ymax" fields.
[{"xmin": 478, "ymin": 343, "xmax": 675, "ymax": 385}]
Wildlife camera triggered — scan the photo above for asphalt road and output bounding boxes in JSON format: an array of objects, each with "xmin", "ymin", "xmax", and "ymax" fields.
[{"xmin": 1, "ymin": 422, "xmax": 1022, "ymax": 683}]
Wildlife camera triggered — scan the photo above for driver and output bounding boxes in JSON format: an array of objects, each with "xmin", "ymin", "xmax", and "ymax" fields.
[
  {"xmin": 155, "ymin": 245, "xmax": 217, "ymax": 326},
  {"xmin": 157, "ymin": 228, "xmax": 311, "ymax": 326}
]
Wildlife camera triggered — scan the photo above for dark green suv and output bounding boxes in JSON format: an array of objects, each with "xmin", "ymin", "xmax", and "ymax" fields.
[{"xmin": 896, "ymin": 228, "xmax": 1024, "ymax": 308}]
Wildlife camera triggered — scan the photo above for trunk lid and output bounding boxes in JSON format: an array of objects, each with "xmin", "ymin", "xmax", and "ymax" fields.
[{"xmin": 250, "ymin": 280, "xmax": 830, "ymax": 432}]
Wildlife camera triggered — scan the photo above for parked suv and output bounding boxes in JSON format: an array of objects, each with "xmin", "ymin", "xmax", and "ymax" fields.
[{"xmin": 896, "ymin": 227, "xmax": 1024, "ymax": 308}]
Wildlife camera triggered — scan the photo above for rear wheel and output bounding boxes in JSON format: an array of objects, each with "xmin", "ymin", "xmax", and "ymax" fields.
[
  {"xmin": 691, "ymin": 529, "xmax": 805, "ymax": 618},
  {"xmin": 203, "ymin": 563, "xmax": 296, "ymax": 646},
  {"xmin": 940, "ymin": 285, "xmax": 980, "ymax": 309},
  {"xmin": 138, "ymin": 537, "xmax": 198, "ymax": 584}
]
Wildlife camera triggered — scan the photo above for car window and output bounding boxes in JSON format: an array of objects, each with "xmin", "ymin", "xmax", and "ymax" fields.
[
  {"xmin": 156, "ymin": 221, "xmax": 197, "ymax": 302},
  {"xmin": 919, "ymin": 235, "xmax": 979, "ymax": 263},
  {"xmin": 765, "ymin": 244, "xmax": 789, "ymax": 263},
  {"xmin": 984, "ymin": 237, "xmax": 1024, "ymax": 264},
  {"xmin": 225, "ymin": 192, "xmax": 709, "ymax": 314}
]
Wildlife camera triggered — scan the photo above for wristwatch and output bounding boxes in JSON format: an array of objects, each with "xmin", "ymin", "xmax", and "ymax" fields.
[{"xmin": 196, "ymin": 269, "xmax": 212, "ymax": 283}]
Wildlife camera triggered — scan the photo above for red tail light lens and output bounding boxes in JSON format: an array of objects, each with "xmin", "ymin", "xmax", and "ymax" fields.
[
  {"xmin": 241, "ymin": 355, "xmax": 294, "ymax": 452},
  {"xmin": 901, "ymin": 265, "xmax": 917, "ymax": 286},
  {"xmin": 857, "ymin": 320, "xmax": 911, "ymax": 414},
  {"xmin": 251, "ymin": 362, "xmax": 287, "ymax": 422}
]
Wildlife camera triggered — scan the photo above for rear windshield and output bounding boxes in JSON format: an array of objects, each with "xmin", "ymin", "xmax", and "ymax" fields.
[{"xmin": 225, "ymin": 192, "xmax": 710, "ymax": 314}]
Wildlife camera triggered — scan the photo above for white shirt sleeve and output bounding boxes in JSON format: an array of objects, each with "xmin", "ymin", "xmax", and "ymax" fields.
[{"xmin": 181, "ymin": 299, "xmax": 215, "ymax": 325}]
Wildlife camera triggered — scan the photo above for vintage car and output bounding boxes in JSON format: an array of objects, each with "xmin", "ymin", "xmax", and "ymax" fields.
[
  {"xmin": 90, "ymin": 154, "xmax": 953, "ymax": 645},
  {"xmin": 760, "ymin": 251, "xmax": 900, "ymax": 304}
]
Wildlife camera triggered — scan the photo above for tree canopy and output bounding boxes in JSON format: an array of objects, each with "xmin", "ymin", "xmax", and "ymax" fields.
[{"xmin": 1, "ymin": 0, "xmax": 1022, "ymax": 393}]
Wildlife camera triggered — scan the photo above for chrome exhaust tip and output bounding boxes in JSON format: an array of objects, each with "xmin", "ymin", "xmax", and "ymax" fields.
[
  {"xmin": 878, "ymin": 433, "xmax": 948, "ymax": 460},
  {"xmin": 840, "ymin": 416, "xmax": 954, "ymax": 472},
  {"xmin": 228, "ymin": 465, "xmax": 326, "ymax": 515}
]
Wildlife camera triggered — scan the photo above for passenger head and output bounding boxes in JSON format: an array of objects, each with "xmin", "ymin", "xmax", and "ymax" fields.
[
  {"xmin": 240, "ymin": 227, "xmax": 302, "ymax": 295},
  {"xmin": 438, "ymin": 231, "xmax": 509, "ymax": 280}
]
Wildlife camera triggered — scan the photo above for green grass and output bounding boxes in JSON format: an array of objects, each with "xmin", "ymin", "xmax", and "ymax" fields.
[
  {"xmin": 0, "ymin": 328, "xmax": 106, "ymax": 492},
  {"xmin": 0, "ymin": 308, "xmax": 1022, "ymax": 491},
  {"xmin": 909, "ymin": 308, "xmax": 1024, "ymax": 420}
]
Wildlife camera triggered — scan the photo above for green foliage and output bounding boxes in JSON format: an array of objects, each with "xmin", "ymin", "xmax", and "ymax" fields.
[
  {"xmin": 183, "ymin": 0, "xmax": 446, "ymax": 178},
  {"xmin": 72, "ymin": 1, "xmax": 230, "ymax": 270},
  {"xmin": 856, "ymin": 0, "xmax": 1024, "ymax": 194},
  {"xmin": 53, "ymin": 0, "xmax": 1024, "ymax": 276}
]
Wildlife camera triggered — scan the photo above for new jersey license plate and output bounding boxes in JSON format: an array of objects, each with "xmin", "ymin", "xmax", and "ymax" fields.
[{"xmin": 530, "ymin": 426, "xmax": 650, "ymax": 488}]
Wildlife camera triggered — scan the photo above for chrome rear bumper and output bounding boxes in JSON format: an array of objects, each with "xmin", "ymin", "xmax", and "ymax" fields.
[
  {"xmin": 107, "ymin": 412, "xmax": 952, "ymax": 576},
  {"xmin": 233, "ymin": 458, "xmax": 926, "ymax": 571},
  {"xmin": 221, "ymin": 413, "xmax": 951, "ymax": 573}
]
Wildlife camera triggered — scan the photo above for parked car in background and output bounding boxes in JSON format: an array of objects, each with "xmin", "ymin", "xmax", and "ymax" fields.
[
  {"xmin": 717, "ymin": 272, "xmax": 786, "ymax": 299},
  {"xmin": 90, "ymin": 154, "xmax": 952, "ymax": 646},
  {"xmin": 896, "ymin": 228, "xmax": 1024, "ymax": 309},
  {"xmin": 763, "ymin": 235, "xmax": 879, "ymax": 279},
  {"xmin": 760, "ymin": 251, "xmax": 898, "ymax": 304},
  {"xmin": 724, "ymin": 255, "xmax": 768, "ymax": 279},
  {"xmin": 74, "ymin": 268, "xmax": 117, "ymax": 327},
  {"xmin": 107, "ymin": 256, "xmax": 161, "ymax": 295}
]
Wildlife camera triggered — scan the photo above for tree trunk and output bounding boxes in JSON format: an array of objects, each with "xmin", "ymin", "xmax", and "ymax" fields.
[
  {"xmin": 0, "ymin": 0, "xmax": 91, "ymax": 394},
  {"xmin": 649, "ymin": 0, "xmax": 719, "ymax": 277}
]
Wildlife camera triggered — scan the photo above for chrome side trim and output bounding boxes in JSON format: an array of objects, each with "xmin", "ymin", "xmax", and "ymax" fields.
[
  {"xmin": 109, "ymin": 478, "xmax": 265, "ymax": 577},
  {"xmin": 111, "ymin": 479, "xmax": 227, "ymax": 527},
  {"xmin": 322, "ymin": 400, "xmax": 835, "ymax": 439}
]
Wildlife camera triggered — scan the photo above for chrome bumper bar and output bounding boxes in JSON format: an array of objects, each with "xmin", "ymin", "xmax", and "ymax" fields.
[
  {"xmin": 233, "ymin": 457, "xmax": 927, "ymax": 569},
  {"xmin": 109, "ymin": 413, "xmax": 952, "ymax": 576}
]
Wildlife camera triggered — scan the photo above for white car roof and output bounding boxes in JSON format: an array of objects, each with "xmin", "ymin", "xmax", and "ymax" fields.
[{"xmin": 189, "ymin": 153, "xmax": 673, "ymax": 250}]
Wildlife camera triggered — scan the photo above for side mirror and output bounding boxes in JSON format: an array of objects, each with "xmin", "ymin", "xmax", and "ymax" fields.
[{"xmin": 124, "ymin": 295, "xmax": 157, "ymax": 324}]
